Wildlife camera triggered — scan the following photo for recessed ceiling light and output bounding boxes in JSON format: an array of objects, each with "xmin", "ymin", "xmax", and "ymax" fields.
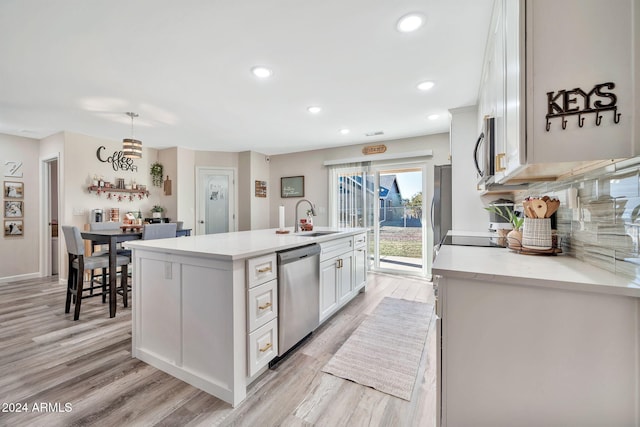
[
  {"xmin": 251, "ymin": 66, "xmax": 273, "ymax": 78},
  {"xmin": 428, "ymin": 114, "xmax": 439, "ymax": 120},
  {"xmin": 397, "ymin": 13, "xmax": 425, "ymax": 33},
  {"xmin": 417, "ymin": 81, "xmax": 435, "ymax": 91},
  {"xmin": 307, "ymin": 106, "xmax": 322, "ymax": 114},
  {"xmin": 339, "ymin": 128, "xmax": 350, "ymax": 135}
]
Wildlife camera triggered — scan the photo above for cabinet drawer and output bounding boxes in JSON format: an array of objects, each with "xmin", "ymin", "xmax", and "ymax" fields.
[
  {"xmin": 247, "ymin": 253, "xmax": 277, "ymax": 288},
  {"xmin": 320, "ymin": 237, "xmax": 353, "ymax": 261},
  {"xmin": 248, "ymin": 318, "xmax": 278, "ymax": 376},
  {"xmin": 248, "ymin": 279, "xmax": 278, "ymax": 331},
  {"xmin": 353, "ymin": 233, "xmax": 367, "ymax": 248}
]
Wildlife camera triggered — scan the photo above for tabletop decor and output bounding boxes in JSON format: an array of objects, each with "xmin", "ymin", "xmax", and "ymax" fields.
[{"xmin": 519, "ymin": 196, "xmax": 562, "ymax": 254}]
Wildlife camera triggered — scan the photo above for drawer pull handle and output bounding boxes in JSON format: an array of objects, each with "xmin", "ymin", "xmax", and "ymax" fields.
[
  {"xmin": 259, "ymin": 342, "xmax": 272, "ymax": 353},
  {"xmin": 257, "ymin": 266, "xmax": 272, "ymax": 273},
  {"xmin": 258, "ymin": 302, "xmax": 272, "ymax": 310}
]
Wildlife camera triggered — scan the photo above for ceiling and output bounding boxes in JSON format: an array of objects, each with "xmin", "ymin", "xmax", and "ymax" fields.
[{"xmin": 0, "ymin": 0, "xmax": 493, "ymax": 155}]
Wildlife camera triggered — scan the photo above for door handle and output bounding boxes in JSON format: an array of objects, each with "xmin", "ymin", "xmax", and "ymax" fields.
[{"xmin": 473, "ymin": 132, "xmax": 485, "ymax": 176}]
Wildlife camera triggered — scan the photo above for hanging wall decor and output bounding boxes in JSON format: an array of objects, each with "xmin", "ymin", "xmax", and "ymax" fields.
[
  {"xmin": 150, "ymin": 162, "xmax": 163, "ymax": 187},
  {"xmin": 545, "ymin": 81, "xmax": 621, "ymax": 131},
  {"xmin": 96, "ymin": 146, "xmax": 138, "ymax": 172}
]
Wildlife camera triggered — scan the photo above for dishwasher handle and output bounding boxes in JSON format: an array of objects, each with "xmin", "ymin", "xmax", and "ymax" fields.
[{"xmin": 277, "ymin": 244, "xmax": 321, "ymax": 265}]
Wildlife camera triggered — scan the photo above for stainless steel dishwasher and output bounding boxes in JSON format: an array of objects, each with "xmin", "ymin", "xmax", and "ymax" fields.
[{"xmin": 277, "ymin": 243, "xmax": 321, "ymax": 356}]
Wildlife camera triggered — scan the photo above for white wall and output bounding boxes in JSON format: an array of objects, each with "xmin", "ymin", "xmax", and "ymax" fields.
[
  {"xmin": 250, "ymin": 151, "xmax": 270, "ymax": 230},
  {"xmin": 62, "ymin": 132, "xmax": 162, "ymax": 231},
  {"xmin": 0, "ymin": 134, "xmax": 40, "ymax": 281},
  {"xmin": 450, "ymin": 106, "xmax": 488, "ymax": 232},
  {"xmin": 269, "ymin": 133, "xmax": 451, "ymax": 231}
]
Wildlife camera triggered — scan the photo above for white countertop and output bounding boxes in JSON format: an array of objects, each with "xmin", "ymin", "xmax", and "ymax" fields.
[
  {"xmin": 432, "ymin": 245, "xmax": 640, "ymax": 298},
  {"xmin": 124, "ymin": 226, "xmax": 366, "ymax": 261}
]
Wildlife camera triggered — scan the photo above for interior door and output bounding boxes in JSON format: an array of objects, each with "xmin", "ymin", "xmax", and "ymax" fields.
[{"xmin": 196, "ymin": 168, "xmax": 236, "ymax": 235}]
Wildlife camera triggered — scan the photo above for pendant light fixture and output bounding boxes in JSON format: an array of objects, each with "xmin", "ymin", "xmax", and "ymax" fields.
[{"xmin": 123, "ymin": 112, "xmax": 142, "ymax": 159}]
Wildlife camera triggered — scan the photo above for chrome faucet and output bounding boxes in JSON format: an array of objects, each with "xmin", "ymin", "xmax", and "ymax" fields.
[{"xmin": 294, "ymin": 199, "xmax": 317, "ymax": 232}]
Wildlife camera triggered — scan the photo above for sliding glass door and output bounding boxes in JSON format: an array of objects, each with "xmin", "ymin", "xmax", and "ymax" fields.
[{"xmin": 330, "ymin": 162, "xmax": 426, "ymax": 276}]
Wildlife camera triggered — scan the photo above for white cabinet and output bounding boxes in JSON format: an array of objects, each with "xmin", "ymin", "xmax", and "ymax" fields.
[
  {"xmin": 246, "ymin": 254, "xmax": 278, "ymax": 376},
  {"xmin": 319, "ymin": 257, "xmax": 339, "ymax": 321},
  {"xmin": 436, "ymin": 274, "xmax": 639, "ymax": 426},
  {"xmin": 480, "ymin": 0, "xmax": 638, "ymax": 185},
  {"xmin": 353, "ymin": 234, "xmax": 367, "ymax": 292},
  {"xmin": 247, "ymin": 279, "xmax": 277, "ymax": 331},
  {"xmin": 247, "ymin": 318, "xmax": 278, "ymax": 377},
  {"xmin": 319, "ymin": 233, "xmax": 366, "ymax": 323},
  {"xmin": 319, "ymin": 253, "xmax": 352, "ymax": 322}
]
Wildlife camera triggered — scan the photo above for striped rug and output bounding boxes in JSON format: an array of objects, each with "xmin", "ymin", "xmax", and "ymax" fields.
[{"xmin": 322, "ymin": 297, "xmax": 433, "ymax": 401}]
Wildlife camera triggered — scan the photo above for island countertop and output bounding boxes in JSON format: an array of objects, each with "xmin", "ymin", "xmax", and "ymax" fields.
[
  {"xmin": 124, "ymin": 226, "xmax": 366, "ymax": 261},
  {"xmin": 432, "ymin": 245, "xmax": 640, "ymax": 298}
]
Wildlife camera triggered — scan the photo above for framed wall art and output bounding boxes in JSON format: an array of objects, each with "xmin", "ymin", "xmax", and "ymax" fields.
[
  {"xmin": 4, "ymin": 200, "xmax": 23, "ymax": 218},
  {"xmin": 255, "ymin": 180, "xmax": 267, "ymax": 198},
  {"xmin": 4, "ymin": 181, "xmax": 23, "ymax": 199},
  {"xmin": 281, "ymin": 176, "xmax": 304, "ymax": 198},
  {"xmin": 4, "ymin": 220, "xmax": 23, "ymax": 236}
]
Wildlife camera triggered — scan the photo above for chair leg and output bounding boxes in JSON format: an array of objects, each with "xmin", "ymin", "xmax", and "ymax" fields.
[
  {"xmin": 101, "ymin": 269, "xmax": 108, "ymax": 303},
  {"xmin": 65, "ymin": 255, "xmax": 74, "ymax": 314},
  {"xmin": 73, "ymin": 259, "xmax": 86, "ymax": 321},
  {"xmin": 121, "ymin": 264, "xmax": 129, "ymax": 308}
]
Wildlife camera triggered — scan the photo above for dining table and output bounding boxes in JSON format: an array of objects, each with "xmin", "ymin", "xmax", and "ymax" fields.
[{"xmin": 81, "ymin": 228, "xmax": 191, "ymax": 317}]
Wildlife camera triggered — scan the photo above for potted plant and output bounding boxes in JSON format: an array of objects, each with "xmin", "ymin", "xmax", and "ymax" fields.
[
  {"xmin": 484, "ymin": 205, "xmax": 524, "ymax": 248},
  {"xmin": 151, "ymin": 205, "xmax": 165, "ymax": 218},
  {"xmin": 150, "ymin": 162, "xmax": 163, "ymax": 187}
]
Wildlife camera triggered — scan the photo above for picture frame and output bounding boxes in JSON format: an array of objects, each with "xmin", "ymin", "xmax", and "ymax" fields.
[
  {"xmin": 4, "ymin": 220, "xmax": 23, "ymax": 236},
  {"xmin": 4, "ymin": 200, "xmax": 23, "ymax": 218},
  {"xmin": 281, "ymin": 176, "xmax": 304, "ymax": 198},
  {"xmin": 255, "ymin": 180, "xmax": 267, "ymax": 198},
  {"xmin": 4, "ymin": 181, "xmax": 23, "ymax": 199}
]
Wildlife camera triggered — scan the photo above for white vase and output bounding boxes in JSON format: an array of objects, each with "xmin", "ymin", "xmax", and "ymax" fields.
[{"xmin": 152, "ymin": 212, "xmax": 162, "ymax": 218}]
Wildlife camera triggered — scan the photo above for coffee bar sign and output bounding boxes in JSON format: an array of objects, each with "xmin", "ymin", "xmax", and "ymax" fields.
[
  {"xmin": 545, "ymin": 81, "xmax": 621, "ymax": 131},
  {"xmin": 96, "ymin": 146, "xmax": 138, "ymax": 172}
]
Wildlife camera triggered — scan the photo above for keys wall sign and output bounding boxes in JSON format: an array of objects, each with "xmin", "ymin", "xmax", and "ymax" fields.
[{"xmin": 545, "ymin": 81, "xmax": 621, "ymax": 131}]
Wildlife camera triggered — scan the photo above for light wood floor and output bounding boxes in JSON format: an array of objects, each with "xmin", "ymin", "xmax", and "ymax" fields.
[{"xmin": 0, "ymin": 272, "xmax": 436, "ymax": 427}]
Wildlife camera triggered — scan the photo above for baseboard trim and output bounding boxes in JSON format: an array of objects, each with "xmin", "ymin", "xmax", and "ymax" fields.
[{"xmin": 0, "ymin": 272, "xmax": 42, "ymax": 284}]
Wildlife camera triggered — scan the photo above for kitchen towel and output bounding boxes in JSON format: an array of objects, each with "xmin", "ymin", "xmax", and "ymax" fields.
[{"xmin": 322, "ymin": 297, "xmax": 433, "ymax": 401}]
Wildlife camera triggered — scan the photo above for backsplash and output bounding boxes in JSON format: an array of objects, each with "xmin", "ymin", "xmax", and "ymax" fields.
[{"xmin": 524, "ymin": 159, "xmax": 640, "ymax": 282}]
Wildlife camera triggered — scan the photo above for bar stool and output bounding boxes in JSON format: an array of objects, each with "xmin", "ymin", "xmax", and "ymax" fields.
[{"xmin": 62, "ymin": 225, "xmax": 130, "ymax": 320}]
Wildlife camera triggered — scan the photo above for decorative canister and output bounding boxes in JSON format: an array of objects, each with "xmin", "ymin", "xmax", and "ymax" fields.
[
  {"xmin": 522, "ymin": 218, "xmax": 552, "ymax": 249},
  {"xmin": 110, "ymin": 208, "xmax": 120, "ymax": 222}
]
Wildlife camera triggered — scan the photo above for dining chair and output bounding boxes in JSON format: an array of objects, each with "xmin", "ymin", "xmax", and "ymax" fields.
[
  {"xmin": 142, "ymin": 223, "xmax": 177, "ymax": 240},
  {"xmin": 88, "ymin": 221, "xmax": 131, "ymax": 293},
  {"xmin": 62, "ymin": 225, "xmax": 130, "ymax": 320}
]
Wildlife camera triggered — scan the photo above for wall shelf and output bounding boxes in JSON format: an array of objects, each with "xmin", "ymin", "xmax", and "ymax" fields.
[{"xmin": 88, "ymin": 186, "xmax": 150, "ymax": 202}]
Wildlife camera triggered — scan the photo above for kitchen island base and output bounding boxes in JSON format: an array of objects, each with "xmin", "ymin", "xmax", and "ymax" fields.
[{"xmin": 126, "ymin": 228, "xmax": 367, "ymax": 407}]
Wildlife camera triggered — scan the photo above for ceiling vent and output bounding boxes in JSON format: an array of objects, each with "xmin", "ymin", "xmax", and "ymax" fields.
[{"xmin": 365, "ymin": 131, "xmax": 384, "ymax": 137}]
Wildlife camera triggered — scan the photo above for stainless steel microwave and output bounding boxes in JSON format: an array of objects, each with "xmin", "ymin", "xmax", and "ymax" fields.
[{"xmin": 473, "ymin": 116, "xmax": 495, "ymax": 185}]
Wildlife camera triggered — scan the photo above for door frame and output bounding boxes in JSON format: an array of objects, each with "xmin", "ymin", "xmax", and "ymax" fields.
[
  {"xmin": 195, "ymin": 167, "xmax": 237, "ymax": 235},
  {"xmin": 369, "ymin": 162, "xmax": 428, "ymax": 277},
  {"xmin": 39, "ymin": 153, "xmax": 60, "ymax": 278}
]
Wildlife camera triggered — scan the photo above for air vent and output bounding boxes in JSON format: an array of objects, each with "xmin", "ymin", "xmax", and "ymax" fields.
[{"xmin": 365, "ymin": 131, "xmax": 384, "ymax": 137}]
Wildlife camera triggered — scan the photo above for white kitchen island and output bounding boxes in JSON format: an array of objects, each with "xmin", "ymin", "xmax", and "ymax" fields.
[
  {"xmin": 432, "ymin": 245, "xmax": 640, "ymax": 427},
  {"xmin": 124, "ymin": 227, "xmax": 367, "ymax": 407}
]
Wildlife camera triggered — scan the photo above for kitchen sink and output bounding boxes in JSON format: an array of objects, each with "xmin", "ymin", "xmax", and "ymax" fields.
[{"xmin": 295, "ymin": 231, "xmax": 340, "ymax": 237}]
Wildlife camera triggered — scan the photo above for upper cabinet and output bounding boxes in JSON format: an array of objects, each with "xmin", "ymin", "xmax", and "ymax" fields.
[{"xmin": 479, "ymin": 0, "xmax": 639, "ymax": 185}]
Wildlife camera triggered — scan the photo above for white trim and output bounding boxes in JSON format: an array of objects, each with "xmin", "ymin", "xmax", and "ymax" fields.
[
  {"xmin": 39, "ymin": 153, "xmax": 60, "ymax": 278},
  {"xmin": 322, "ymin": 149, "xmax": 433, "ymax": 166},
  {"xmin": 195, "ymin": 167, "xmax": 238, "ymax": 235},
  {"xmin": 0, "ymin": 272, "xmax": 41, "ymax": 284}
]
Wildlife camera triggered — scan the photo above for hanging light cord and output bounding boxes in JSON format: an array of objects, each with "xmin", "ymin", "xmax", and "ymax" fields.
[{"xmin": 126, "ymin": 111, "xmax": 139, "ymax": 139}]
